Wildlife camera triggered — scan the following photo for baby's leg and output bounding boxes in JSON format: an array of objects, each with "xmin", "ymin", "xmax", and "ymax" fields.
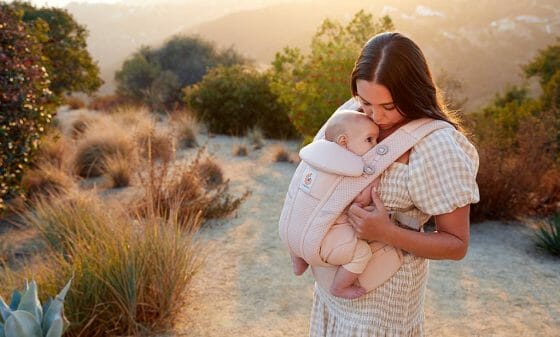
[
  {"xmin": 330, "ymin": 266, "xmax": 366, "ymax": 299},
  {"xmin": 290, "ymin": 253, "xmax": 309, "ymax": 276}
]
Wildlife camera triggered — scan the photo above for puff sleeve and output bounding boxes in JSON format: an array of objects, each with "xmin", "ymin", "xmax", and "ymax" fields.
[{"xmin": 407, "ymin": 128, "xmax": 480, "ymax": 216}]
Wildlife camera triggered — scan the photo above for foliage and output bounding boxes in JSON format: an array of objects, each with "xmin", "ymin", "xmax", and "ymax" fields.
[
  {"xmin": 0, "ymin": 4, "xmax": 54, "ymax": 212},
  {"xmin": 468, "ymin": 40, "xmax": 560, "ymax": 221},
  {"xmin": 269, "ymin": 10, "xmax": 394, "ymax": 141},
  {"xmin": 13, "ymin": 193, "xmax": 202, "ymax": 336},
  {"xmin": 185, "ymin": 65, "xmax": 297, "ymax": 138},
  {"xmin": 116, "ymin": 36, "xmax": 247, "ymax": 112},
  {"xmin": 12, "ymin": 1, "xmax": 102, "ymax": 97},
  {"xmin": 0, "ymin": 278, "xmax": 72, "ymax": 337},
  {"xmin": 535, "ymin": 214, "xmax": 560, "ymax": 256}
]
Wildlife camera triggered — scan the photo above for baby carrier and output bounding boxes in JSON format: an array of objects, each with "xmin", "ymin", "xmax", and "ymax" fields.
[{"xmin": 278, "ymin": 103, "xmax": 452, "ymax": 291}]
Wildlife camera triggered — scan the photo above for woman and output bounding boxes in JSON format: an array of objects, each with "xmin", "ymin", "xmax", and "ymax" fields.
[{"xmin": 309, "ymin": 32, "xmax": 479, "ymax": 336}]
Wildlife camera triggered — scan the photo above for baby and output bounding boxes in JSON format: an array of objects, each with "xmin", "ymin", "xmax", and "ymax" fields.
[{"xmin": 291, "ymin": 110, "xmax": 379, "ymax": 299}]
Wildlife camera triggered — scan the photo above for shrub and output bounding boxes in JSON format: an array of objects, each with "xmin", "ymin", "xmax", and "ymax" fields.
[
  {"xmin": 469, "ymin": 110, "xmax": 557, "ymax": 221},
  {"xmin": 135, "ymin": 148, "xmax": 249, "ymax": 225},
  {"xmin": 135, "ymin": 126, "xmax": 176, "ymax": 163},
  {"xmin": 116, "ymin": 36, "xmax": 247, "ymax": 112},
  {"xmin": 535, "ymin": 214, "xmax": 560, "ymax": 256},
  {"xmin": 195, "ymin": 157, "xmax": 224, "ymax": 188},
  {"xmin": 269, "ymin": 10, "xmax": 393, "ymax": 140},
  {"xmin": 185, "ymin": 65, "xmax": 298, "ymax": 138},
  {"xmin": 14, "ymin": 192, "xmax": 202, "ymax": 336},
  {"xmin": 0, "ymin": 5, "xmax": 54, "ymax": 212}
]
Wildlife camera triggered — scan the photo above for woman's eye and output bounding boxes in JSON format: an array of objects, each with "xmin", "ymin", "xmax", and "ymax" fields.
[{"xmin": 384, "ymin": 105, "xmax": 395, "ymax": 110}]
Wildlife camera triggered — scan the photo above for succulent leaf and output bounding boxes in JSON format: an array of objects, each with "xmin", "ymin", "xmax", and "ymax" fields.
[
  {"xmin": 0, "ymin": 297, "xmax": 11, "ymax": 323},
  {"xmin": 4, "ymin": 310, "xmax": 42, "ymax": 337},
  {"xmin": 0, "ymin": 322, "xmax": 4, "ymax": 337},
  {"xmin": 8, "ymin": 291, "xmax": 21, "ymax": 311},
  {"xmin": 41, "ymin": 277, "xmax": 72, "ymax": 334},
  {"xmin": 44, "ymin": 315, "xmax": 63, "ymax": 337},
  {"xmin": 17, "ymin": 281, "xmax": 43, "ymax": 324}
]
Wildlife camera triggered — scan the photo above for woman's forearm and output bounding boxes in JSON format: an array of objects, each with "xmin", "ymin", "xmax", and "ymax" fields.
[{"xmin": 384, "ymin": 225, "xmax": 468, "ymax": 260}]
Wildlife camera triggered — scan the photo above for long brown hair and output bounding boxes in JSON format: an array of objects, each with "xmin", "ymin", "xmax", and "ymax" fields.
[{"xmin": 351, "ymin": 32, "xmax": 461, "ymax": 129}]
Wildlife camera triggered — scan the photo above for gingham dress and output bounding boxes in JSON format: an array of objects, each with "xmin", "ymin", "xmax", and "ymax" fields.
[{"xmin": 309, "ymin": 127, "xmax": 480, "ymax": 337}]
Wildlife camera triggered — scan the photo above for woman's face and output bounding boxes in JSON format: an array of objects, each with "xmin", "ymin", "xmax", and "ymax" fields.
[{"xmin": 355, "ymin": 80, "xmax": 405, "ymax": 130}]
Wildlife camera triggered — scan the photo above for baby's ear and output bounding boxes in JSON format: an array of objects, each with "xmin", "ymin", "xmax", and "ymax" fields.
[{"xmin": 336, "ymin": 134, "xmax": 347, "ymax": 147}]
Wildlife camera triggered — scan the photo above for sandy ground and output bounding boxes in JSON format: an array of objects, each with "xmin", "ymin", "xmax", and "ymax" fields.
[{"xmin": 164, "ymin": 134, "xmax": 560, "ymax": 337}]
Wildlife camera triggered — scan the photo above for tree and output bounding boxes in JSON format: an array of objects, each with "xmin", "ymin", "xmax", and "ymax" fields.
[
  {"xmin": 116, "ymin": 35, "xmax": 248, "ymax": 111},
  {"xmin": 269, "ymin": 10, "xmax": 394, "ymax": 142},
  {"xmin": 0, "ymin": 4, "xmax": 54, "ymax": 211},
  {"xmin": 185, "ymin": 65, "xmax": 297, "ymax": 138},
  {"xmin": 12, "ymin": 1, "xmax": 103, "ymax": 96}
]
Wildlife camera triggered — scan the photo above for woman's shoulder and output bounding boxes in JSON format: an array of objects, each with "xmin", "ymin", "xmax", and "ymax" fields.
[{"xmin": 410, "ymin": 126, "xmax": 478, "ymax": 165}]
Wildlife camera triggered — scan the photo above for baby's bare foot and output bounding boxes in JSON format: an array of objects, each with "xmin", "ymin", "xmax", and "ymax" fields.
[
  {"xmin": 330, "ymin": 285, "xmax": 367, "ymax": 299},
  {"xmin": 291, "ymin": 255, "xmax": 309, "ymax": 276}
]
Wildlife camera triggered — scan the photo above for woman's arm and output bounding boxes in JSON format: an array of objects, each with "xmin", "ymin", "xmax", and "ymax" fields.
[{"xmin": 347, "ymin": 191, "xmax": 470, "ymax": 260}]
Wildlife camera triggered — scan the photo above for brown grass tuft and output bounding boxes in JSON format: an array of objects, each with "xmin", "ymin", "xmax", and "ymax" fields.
[
  {"xmin": 271, "ymin": 145, "xmax": 293, "ymax": 163},
  {"xmin": 64, "ymin": 96, "xmax": 86, "ymax": 110},
  {"xmin": 21, "ymin": 163, "xmax": 74, "ymax": 200},
  {"xmin": 103, "ymin": 153, "xmax": 134, "ymax": 188},
  {"xmin": 87, "ymin": 94, "xmax": 130, "ymax": 112},
  {"xmin": 195, "ymin": 157, "xmax": 224, "ymax": 188},
  {"xmin": 169, "ymin": 110, "xmax": 200, "ymax": 148},
  {"xmin": 233, "ymin": 144, "xmax": 248, "ymax": 156},
  {"xmin": 248, "ymin": 127, "xmax": 265, "ymax": 149},
  {"xmin": 72, "ymin": 123, "xmax": 137, "ymax": 178}
]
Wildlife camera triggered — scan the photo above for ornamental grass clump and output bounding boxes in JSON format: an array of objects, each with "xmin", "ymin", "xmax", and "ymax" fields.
[
  {"xmin": 17, "ymin": 192, "xmax": 202, "ymax": 336},
  {"xmin": 535, "ymin": 214, "xmax": 560, "ymax": 256}
]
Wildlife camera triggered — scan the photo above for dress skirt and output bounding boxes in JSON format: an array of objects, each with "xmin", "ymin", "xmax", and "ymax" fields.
[{"xmin": 309, "ymin": 253, "xmax": 428, "ymax": 337}]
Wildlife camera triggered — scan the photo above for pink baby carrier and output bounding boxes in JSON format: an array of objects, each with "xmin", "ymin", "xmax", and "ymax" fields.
[{"xmin": 278, "ymin": 101, "xmax": 452, "ymax": 291}]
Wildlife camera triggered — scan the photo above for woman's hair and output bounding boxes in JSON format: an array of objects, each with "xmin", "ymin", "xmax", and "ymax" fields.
[{"xmin": 351, "ymin": 32, "xmax": 461, "ymax": 129}]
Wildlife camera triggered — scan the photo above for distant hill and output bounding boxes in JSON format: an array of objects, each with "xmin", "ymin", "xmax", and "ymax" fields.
[
  {"xmin": 184, "ymin": 0, "xmax": 560, "ymax": 111},
  {"xmin": 66, "ymin": 0, "xmax": 560, "ymax": 111}
]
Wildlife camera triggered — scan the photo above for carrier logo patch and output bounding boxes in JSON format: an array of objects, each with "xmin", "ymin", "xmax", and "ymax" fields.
[{"xmin": 300, "ymin": 166, "xmax": 317, "ymax": 193}]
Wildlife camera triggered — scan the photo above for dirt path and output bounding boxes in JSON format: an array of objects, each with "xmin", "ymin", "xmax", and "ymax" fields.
[{"xmin": 169, "ymin": 135, "xmax": 560, "ymax": 337}]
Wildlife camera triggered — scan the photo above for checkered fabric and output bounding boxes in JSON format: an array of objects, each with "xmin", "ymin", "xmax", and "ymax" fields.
[{"xmin": 308, "ymin": 126, "xmax": 480, "ymax": 337}]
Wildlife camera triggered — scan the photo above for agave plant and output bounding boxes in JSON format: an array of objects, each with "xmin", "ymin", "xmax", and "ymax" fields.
[
  {"xmin": 536, "ymin": 214, "xmax": 560, "ymax": 256},
  {"xmin": 0, "ymin": 278, "xmax": 72, "ymax": 337}
]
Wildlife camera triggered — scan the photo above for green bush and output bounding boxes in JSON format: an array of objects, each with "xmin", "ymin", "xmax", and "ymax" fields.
[
  {"xmin": 269, "ymin": 10, "xmax": 394, "ymax": 141},
  {"xmin": 185, "ymin": 65, "xmax": 298, "ymax": 138},
  {"xmin": 536, "ymin": 214, "xmax": 560, "ymax": 256},
  {"xmin": 0, "ymin": 4, "xmax": 54, "ymax": 212},
  {"xmin": 116, "ymin": 36, "xmax": 247, "ymax": 112},
  {"xmin": 468, "ymin": 40, "xmax": 560, "ymax": 221}
]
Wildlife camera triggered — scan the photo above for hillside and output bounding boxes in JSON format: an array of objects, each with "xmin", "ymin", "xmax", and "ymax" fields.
[{"xmin": 66, "ymin": 0, "xmax": 560, "ymax": 111}]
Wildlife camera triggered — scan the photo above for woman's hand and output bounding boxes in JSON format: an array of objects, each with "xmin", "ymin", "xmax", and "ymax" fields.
[{"xmin": 348, "ymin": 190, "xmax": 395, "ymax": 243}]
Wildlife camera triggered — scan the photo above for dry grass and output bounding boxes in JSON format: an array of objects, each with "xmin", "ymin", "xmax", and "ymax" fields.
[
  {"xmin": 68, "ymin": 111, "xmax": 102, "ymax": 140},
  {"xmin": 169, "ymin": 110, "xmax": 200, "ymax": 148},
  {"xmin": 247, "ymin": 127, "xmax": 265, "ymax": 150},
  {"xmin": 134, "ymin": 148, "xmax": 249, "ymax": 226},
  {"xmin": 136, "ymin": 126, "xmax": 176, "ymax": 163},
  {"xmin": 233, "ymin": 144, "xmax": 249, "ymax": 156},
  {"xmin": 64, "ymin": 96, "xmax": 86, "ymax": 110},
  {"xmin": 271, "ymin": 145, "xmax": 293, "ymax": 163},
  {"xmin": 72, "ymin": 123, "xmax": 137, "ymax": 178},
  {"xmin": 20, "ymin": 162, "xmax": 74, "ymax": 200},
  {"xmin": 195, "ymin": 157, "xmax": 224, "ymax": 188},
  {"xmin": 103, "ymin": 153, "xmax": 134, "ymax": 188},
  {"xmin": 34, "ymin": 128, "xmax": 68, "ymax": 169},
  {"xmin": 87, "ymin": 94, "xmax": 130, "ymax": 113},
  {"xmin": 4, "ymin": 191, "xmax": 203, "ymax": 337}
]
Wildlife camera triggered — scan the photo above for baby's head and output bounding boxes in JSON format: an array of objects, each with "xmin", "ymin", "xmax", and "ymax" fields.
[{"xmin": 325, "ymin": 110, "xmax": 379, "ymax": 156}]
